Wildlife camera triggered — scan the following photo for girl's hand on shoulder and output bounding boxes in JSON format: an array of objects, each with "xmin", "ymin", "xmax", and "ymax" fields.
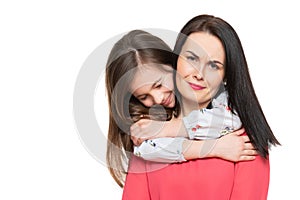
[{"xmin": 211, "ymin": 128, "xmax": 257, "ymax": 162}]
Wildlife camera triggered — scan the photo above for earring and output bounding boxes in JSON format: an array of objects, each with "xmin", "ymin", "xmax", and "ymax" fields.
[{"xmin": 223, "ymin": 81, "xmax": 227, "ymax": 86}]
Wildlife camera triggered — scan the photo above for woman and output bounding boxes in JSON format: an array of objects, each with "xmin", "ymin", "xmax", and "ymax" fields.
[
  {"xmin": 105, "ymin": 29, "xmax": 255, "ymax": 187},
  {"xmin": 130, "ymin": 15, "xmax": 279, "ymax": 162},
  {"xmin": 121, "ymin": 15, "xmax": 279, "ymax": 199}
]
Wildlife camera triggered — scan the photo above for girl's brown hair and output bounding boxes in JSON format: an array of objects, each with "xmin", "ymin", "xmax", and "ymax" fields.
[{"xmin": 105, "ymin": 30, "xmax": 175, "ymax": 187}]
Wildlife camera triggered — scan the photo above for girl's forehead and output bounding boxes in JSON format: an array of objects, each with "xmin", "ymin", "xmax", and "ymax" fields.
[
  {"xmin": 138, "ymin": 63, "xmax": 173, "ymax": 72},
  {"xmin": 130, "ymin": 64, "xmax": 173, "ymax": 91}
]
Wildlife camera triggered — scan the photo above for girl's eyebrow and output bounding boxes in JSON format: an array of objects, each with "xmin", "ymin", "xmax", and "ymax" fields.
[{"xmin": 151, "ymin": 77, "xmax": 162, "ymax": 88}]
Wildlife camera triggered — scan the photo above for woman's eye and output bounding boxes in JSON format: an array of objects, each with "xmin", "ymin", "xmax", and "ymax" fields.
[
  {"xmin": 209, "ymin": 62, "xmax": 220, "ymax": 70},
  {"xmin": 186, "ymin": 56, "xmax": 197, "ymax": 62}
]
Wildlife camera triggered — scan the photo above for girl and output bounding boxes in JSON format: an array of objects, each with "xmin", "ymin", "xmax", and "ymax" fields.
[{"xmin": 105, "ymin": 29, "xmax": 256, "ymax": 187}]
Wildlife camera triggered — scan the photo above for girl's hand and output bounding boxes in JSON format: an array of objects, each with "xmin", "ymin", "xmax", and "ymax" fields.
[
  {"xmin": 130, "ymin": 119, "xmax": 166, "ymax": 146},
  {"xmin": 210, "ymin": 128, "xmax": 257, "ymax": 162}
]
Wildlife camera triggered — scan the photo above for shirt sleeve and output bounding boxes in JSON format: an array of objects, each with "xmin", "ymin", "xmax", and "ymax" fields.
[
  {"xmin": 183, "ymin": 91, "xmax": 242, "ymax": 140},
  {"xmin": 133, "ymin": 137, "xmax": 187, "ymax": 163}
]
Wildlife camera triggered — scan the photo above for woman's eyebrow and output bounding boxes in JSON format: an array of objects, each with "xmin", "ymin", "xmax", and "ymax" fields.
[
  {"xmin": 187, "ymin": 50, "xmax": 224, "ymax": 66},
  {"xmin": 186, "ymin": 50, "xmax": 200, "ymax": 59},
  {"xmin": 212, "ymin": 60, "xmax": 224, "ymax": 66}
]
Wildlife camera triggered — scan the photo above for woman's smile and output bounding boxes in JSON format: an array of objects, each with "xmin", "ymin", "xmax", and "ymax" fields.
[{"xmin": 188, "ymin": 82, "xmax": 206, "ymax": 90}]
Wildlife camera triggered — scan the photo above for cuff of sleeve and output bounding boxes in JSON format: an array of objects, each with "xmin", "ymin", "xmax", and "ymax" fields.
[{"xmin": 133, "ymin": 137, "xmax": 187, "ymax": 163}]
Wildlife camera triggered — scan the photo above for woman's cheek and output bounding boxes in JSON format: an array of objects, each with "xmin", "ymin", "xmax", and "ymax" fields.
[
  {"xmin": 205, "ymin": 72, "xmax": 223, "ymax": 87},
  {"xmin": 176, "ymin": 57, "xmax": 187, "ymax": 77}
]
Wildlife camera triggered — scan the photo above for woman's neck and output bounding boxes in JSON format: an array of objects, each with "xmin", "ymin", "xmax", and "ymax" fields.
[{"xmin": 180, "ymin": 98, "xmax": 210, "ymax": 116}]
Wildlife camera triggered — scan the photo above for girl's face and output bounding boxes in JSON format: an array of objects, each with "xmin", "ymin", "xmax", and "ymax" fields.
[
  {"xmin": 176, "ymin": 32, "xmax": 225, "ymax": 109},
  {"xmin": 130, "ymin": 64, "xmax": 175, "ymax": 108}
]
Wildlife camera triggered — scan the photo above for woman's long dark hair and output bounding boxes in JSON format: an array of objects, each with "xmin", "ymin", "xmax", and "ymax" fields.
[
  {"xmin": 105, "ymin": 30, "xmax": 175, "ymax": 187},
  {"xmin": 173, "ymin": 14, "xmax": 280, "ymax": 158}
]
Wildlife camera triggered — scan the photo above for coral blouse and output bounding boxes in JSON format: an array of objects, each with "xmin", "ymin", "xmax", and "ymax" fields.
[{"xmin": 122, "ymin": 154, "xmax": 269, "ymax": 200}]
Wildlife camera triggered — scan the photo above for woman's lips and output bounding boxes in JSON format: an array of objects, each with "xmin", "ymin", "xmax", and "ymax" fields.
[{"xmin": 188, "ymin": 82, "xmax": 205, "ymax": 90}]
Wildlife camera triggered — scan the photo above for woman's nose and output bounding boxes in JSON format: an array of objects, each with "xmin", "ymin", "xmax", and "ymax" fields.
[
  {"xmin": 188, "ymin": 61, "xmax": 204, "ymax": 81},
  {"xmin": 192, "ymin": 67, "xmax": 204, "ymax": 81},
  {"xmin": 193, "ymin": 73, "xmax": 203, "ymax": 80}
]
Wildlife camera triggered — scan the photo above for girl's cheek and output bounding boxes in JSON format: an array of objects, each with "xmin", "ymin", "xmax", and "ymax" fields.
[{"xmin": 165, "ymin": 74, "xmax": 174, "ymax": 90}]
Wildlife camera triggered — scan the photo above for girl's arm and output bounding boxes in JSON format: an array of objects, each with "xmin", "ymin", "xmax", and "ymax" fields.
[
  {"xmin": 133, "ymin": 137, "xmax": 187, "ymax": 163},
  {"xmin": 184, "ymin": 129, "xmax": 257, "ymax": 161},
  {"xmin": 130, "ymin": 106, "xmax": 254, "ymax": 163},
  {"xmin": 130, "ymin": 117, "xmax": 187, "ymax": 145},
  {"xmin": 183, "ymin": 106, "xmax": 242, "ymax": 140},
  {"xmin": 133, "ymin": 129, "xmax": 257, "ymax": 163},
  {"xmin": 130, "ymin": 105, "xmax": 242, "ymax": 144}
]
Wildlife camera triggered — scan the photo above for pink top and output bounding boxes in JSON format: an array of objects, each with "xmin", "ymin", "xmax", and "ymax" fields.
[{"xmin": 122, "ymin": 154, "xmax": 269, "ymax": 200}]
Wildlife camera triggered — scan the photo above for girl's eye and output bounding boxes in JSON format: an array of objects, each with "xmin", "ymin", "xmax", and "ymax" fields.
[
  {"xmin": 139, "ymin": 95, "xmax": 148, "ymax": 101},
  {"xmin": 155, "ymin": 83, "xmax": 162, "ymax": 89}
]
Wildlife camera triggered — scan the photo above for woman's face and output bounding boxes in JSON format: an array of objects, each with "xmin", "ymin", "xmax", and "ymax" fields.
[
  {"xmin": 130, "ymin": 64, "xmax": 175, "ymax": 108},
  {"xmin": 176, "ymin": 32, "xmax": 225, "ymax": 108}
]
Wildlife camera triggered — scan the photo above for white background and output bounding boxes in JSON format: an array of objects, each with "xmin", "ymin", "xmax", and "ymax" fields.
[{"xmin": 1, "ymin": 0, "xmax": 299, "ymax": 199}]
